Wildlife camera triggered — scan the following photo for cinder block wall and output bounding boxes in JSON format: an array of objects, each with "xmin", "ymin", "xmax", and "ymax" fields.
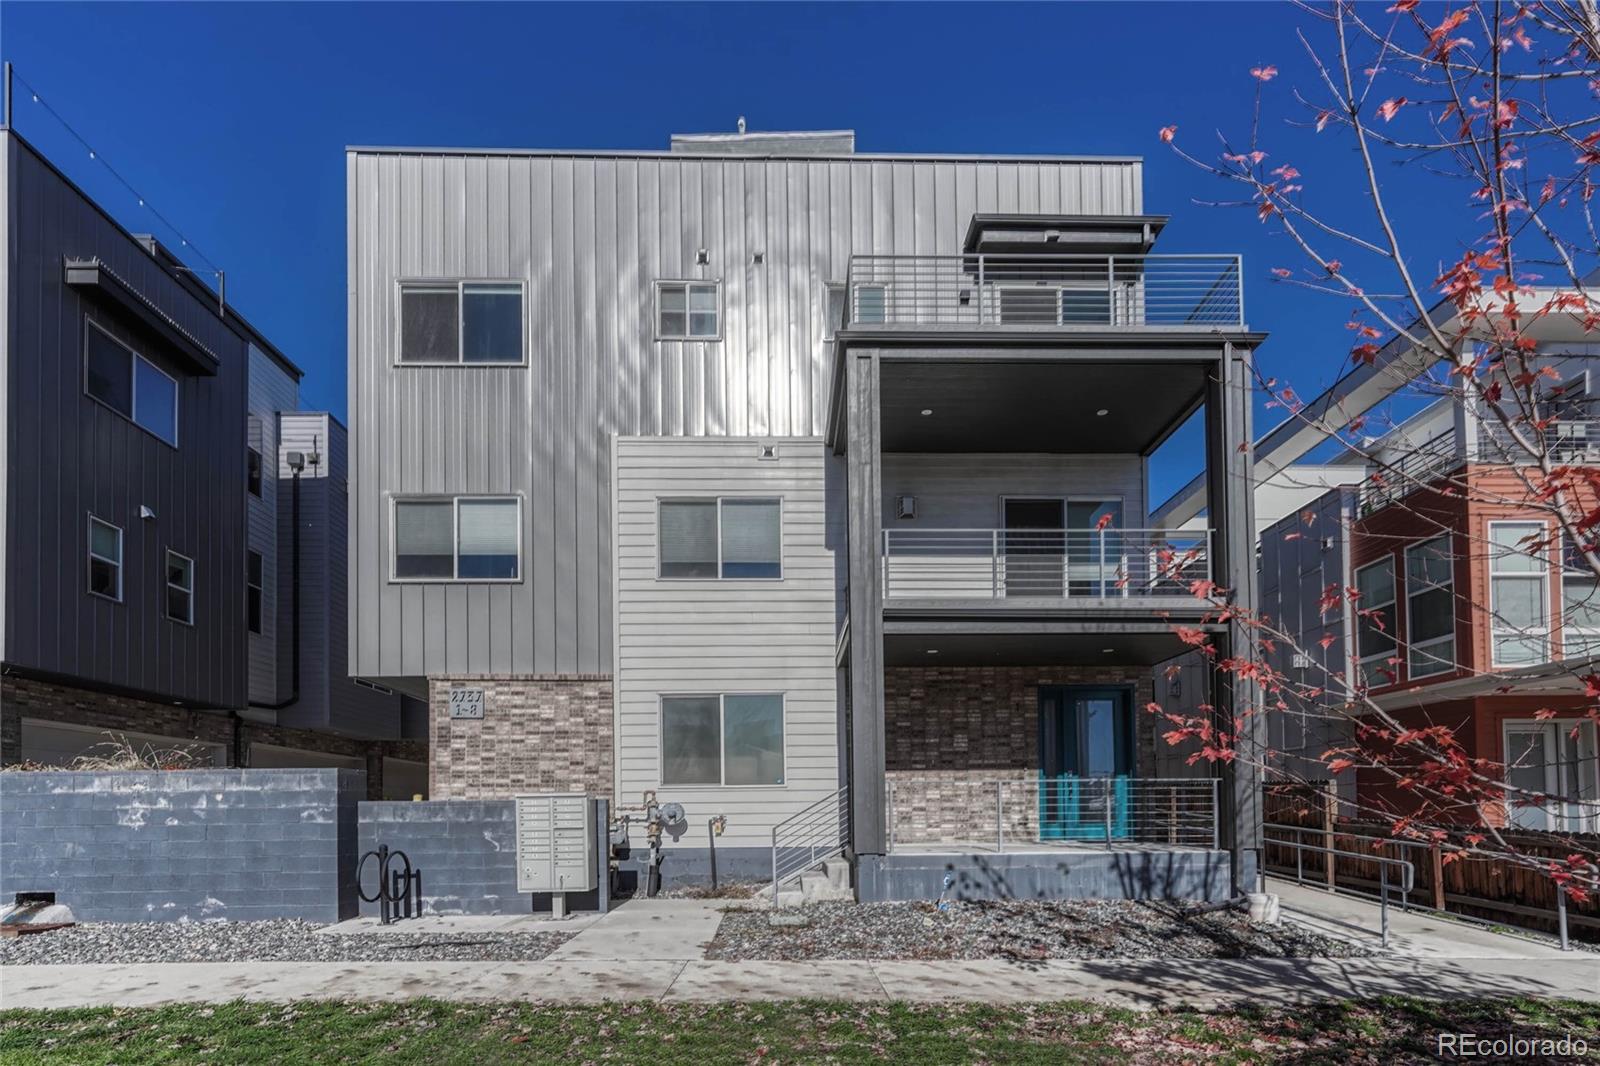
[
  {"xmin": 427, "ymin": 676, "xmax": 613, "ymax": 799},
  {"xmin": 0, "ymin": 769, "xmax": 363, "ymax": 922},
  {"xmin": 358, "ymin": 798, "xmax": 609, "ymax": 915}
]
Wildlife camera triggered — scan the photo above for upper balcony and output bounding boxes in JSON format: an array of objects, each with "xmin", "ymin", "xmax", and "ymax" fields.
[{"xmin": 840, "ymin": 252, "xmax": 1244, "ymax": 333}]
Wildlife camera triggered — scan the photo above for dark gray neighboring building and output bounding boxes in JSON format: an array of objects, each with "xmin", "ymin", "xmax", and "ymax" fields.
[{"xmin": 0, "ymin": 127, "xmax": 423, "ymax": 791}]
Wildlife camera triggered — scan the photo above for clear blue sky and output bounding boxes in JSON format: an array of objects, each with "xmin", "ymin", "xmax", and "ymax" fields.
[{"xmin": 2, "ymin": 2, "xmax": 1460, "ymax": 505}]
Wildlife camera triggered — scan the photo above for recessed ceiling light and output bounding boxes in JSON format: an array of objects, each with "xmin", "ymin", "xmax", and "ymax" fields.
[
  {"xmin": 926, "ymin": 648, "xmax": 939, "ymax": 655},
  {"xmin": 1096, "ymin": 409, "xmax": 1109, "ymax": 417},
  {"xmin": 1102, "ymin": 647, "xmax": 1115, "ymax": 653},
  {"xmin": 920, "ymin": 409, "xmax": 934, "ymax": 417}
]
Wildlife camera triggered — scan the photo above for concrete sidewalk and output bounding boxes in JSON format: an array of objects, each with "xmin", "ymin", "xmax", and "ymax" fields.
[{"xmin": 4, "ymin": 955, "xmax": 1597, "ymax": 1010}]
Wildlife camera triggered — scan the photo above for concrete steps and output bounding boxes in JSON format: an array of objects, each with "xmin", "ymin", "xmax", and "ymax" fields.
[{"xmin": 759, "ymin": 856, "xmax": 854, "ymax": 906}]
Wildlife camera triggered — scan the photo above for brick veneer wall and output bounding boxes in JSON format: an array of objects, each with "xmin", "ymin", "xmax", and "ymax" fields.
[
  {"xmin": 0, "ymin": 769, "xmax": 363, "ymax": 922},
  {"xmin": 883, "ymin": 665, "xmax": 1158, "ymax": 845},
  {"xmin": 0, "ymin": 675, "xmax": 426, "ymax": 800},
  {"xmin": 428, "ymin": 675, "xmax": 613, "ymax": 799}
]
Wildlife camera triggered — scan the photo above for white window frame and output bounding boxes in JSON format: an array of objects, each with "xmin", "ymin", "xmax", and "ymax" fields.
[
  {"xmin": 654, "ymin": 280, "xmax": 722, "ymax": 341},
  {"xmin": 86, "ymin": 514, "xmax": 123, "ymax": 604},
  {"xmin": 246, "ymin": 549, "xmax": 264, "ymax": 635},
  {"xmin": 164, "ymin": 549, "xmax": 195, "ymax": 626},
  {"xmin": 1488, "ymin": 520, "xmax": 1550, "ymax": 667},
  {"xmin": 656, "ymin": 497, "xmax": 784, "ymax": 581},
  {"xmin": 394, "ymin": 279, "xmax": 528, "ymax": 366},
  {"xmin": 84, "ymin": 318, "xmax": 179, "ymax": 447},
  {"xmin": 388, "ymin": 494, "xmax": 523, "ymax": 584},
  {"xmin": 658, "ymin": 692, "xmax": 787, "ymax": 789},
  {"xmin": 1501, "ymin": 718, "xmax": 1599, "ymax": 833},
  {"xmin": 1560, "ymin": 537, "xmax": 1600, "ymax": 658},
  {"xmin": 1353, "ymin": 555, "xmax": 1398, "ymax": 673},
  {"xmin": 1404, "ymin": 534, "xmax": 1457, "ymax": 679}
]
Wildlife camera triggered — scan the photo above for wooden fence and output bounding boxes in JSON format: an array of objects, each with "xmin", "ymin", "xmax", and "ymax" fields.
[{"xmin": 1262, "ymin": 782, "xmax": 1600, "ymax": 940}]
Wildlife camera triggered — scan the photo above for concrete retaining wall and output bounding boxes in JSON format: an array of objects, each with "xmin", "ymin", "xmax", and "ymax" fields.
[
  {"xmin": 358, "ymin": 798, "xmax": 610, "ymax": 916},
  {"xmin": 0, "ymin": 769, "xmax": 363, "ymax": 922},
  {"xmin": 857, "ymin": 848, "xmax": 1248, "ymax": 903}
]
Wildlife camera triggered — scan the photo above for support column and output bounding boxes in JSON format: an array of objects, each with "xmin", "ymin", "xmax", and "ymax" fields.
[
  {"xmin": 1205, "ymin": 342, "xmax": 1262, "ymax": 893},
  {"xmin": 845, "ymin": 350, "xmax": 887, "ymax": 857}
]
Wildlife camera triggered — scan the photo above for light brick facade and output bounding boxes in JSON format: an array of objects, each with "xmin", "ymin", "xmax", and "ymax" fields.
[
  {"xmin": 0, "ymin": 674, "xmax": 426, "ymax": 800},
  {"xmin": 883, "ymin": 665, "xmax": 1160, "ymax": 844},
  {"xmin": 428, "ymin": 675, "xmax": 613, "ymax": 799}
]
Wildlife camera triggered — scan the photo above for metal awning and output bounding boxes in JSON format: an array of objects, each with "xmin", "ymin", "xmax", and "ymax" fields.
[{"xmin": 63, "ymin": 257, "xmax": 220, "ymax": 375}]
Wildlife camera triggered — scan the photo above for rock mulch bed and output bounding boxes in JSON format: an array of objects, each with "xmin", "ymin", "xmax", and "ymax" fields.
[
  {"xmin": 707, "ymin": 899, "xmax": 1374, "ymax": 961},
  {"xmin": 0, "ymin": 920, "xmax": 573, "ymax": 966}
]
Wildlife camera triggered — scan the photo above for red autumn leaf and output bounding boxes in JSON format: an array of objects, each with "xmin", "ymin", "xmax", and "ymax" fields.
[
  {"xmin": 1159, "ymin": 125, "xmax": 1177, "ymax": 143},
  {"xmin": 1250, "ymin": 65, "xmax": 1279, "ymax": 81},
  {"xmin": 1316, "ymin": 110, "xmax": 1333, "ymax": 132},
  {"xmin": 1377, "ymin": 98, "xmax": 1407, "ymax": 122},
  {"xmin": 1387, "ymin": 0, "xmax": 1418, "ymax": 9},
  {"xmin": 1271, "ymin": 267, "xmax": 1292, "ymax": 278}
]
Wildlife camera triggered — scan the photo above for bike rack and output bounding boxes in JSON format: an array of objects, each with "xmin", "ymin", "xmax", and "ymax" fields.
[{"xmin": 357, "ymin": 844, "xmax": 422, "ymax": 925}]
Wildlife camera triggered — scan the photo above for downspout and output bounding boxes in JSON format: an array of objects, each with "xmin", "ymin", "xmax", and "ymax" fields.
[{"xmin": 248, "ymin": 451, "xmax": 305, "ymax": 710}]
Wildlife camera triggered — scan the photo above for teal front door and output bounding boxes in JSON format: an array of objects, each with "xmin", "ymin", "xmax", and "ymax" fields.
[{"xmin": 1038, "ymin": 686, "xmax": 1133, "ymax": 840}]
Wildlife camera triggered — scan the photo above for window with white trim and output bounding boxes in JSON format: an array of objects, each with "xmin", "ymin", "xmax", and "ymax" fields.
[
  {"xmin": 85, "ymin": 320, "xmax": 178, "ymax": 445},
  {"xmin": 658, "ymin": 498, "xmax": 781, "ymax": 579},
  {"xmin": 392, "ymin": 496, "xmax": 520, "ymax": 581},
  {"xmin": 1563, "ymin": 539, "xmax": 1600, "ymax": 658},
  {"xmin": 1502, "ymin": 718, "xmax": 1599, "ymax": 832},
  {"xmin": 1354, "ymin": 556, "xmax": 1397, "ymax": 682},
  {"xmin": 398, "ymin": 281, "xmax": 525, "ymax": 364},
  {"xmin": 1489, "ymin": 522, "xmax": 1549, "ymax": 666},
  {"xmin": 247, "ymin": 550, "xmax": 264, "ymax": 635},
  {"xmin": 1405, "ymin": 535, "xmax": 1456, "ymax": 678},
  {"xmin": 660, "ymin": 693, "xmax": 785, "ymax": 786},
  {"xmin": 87, "ymin": 516, "xmax": 122, "ymax": 602},
  {"xmin": 656, "ymin": 281, "xmax": 720, "ymax": 340},
  {"xmin": 165, "ymin": 550, "xmax": 194, "ymax": 625}
]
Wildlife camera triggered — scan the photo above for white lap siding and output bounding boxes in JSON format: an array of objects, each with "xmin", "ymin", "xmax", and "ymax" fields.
[{"xmin": 613, "ymin": 436, "xmax": 839, "ymax": 850}]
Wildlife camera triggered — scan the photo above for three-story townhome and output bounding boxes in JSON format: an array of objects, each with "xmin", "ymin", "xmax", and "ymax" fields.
[{"xmin": 347, "ymin": 128, "xmax": 1265, "ymax": 899}]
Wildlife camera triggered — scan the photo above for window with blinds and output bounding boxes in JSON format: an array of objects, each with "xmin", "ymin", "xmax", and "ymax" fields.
[
  {"xmin": 393, "ymin": 496, "xmax": 520, "ymax": 581},
  {"xmin": 658, "ymin": 498, "xmax": 781, "ymax": 579}
]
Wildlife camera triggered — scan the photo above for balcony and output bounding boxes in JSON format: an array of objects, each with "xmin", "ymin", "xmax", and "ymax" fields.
[
  {"xmin": 842, "ymin": 253, "xmax": 1244, "ymax": 331},
  {"xmin": 882, "ymin": 527, "xmax": 1210, "ymax": 602}
]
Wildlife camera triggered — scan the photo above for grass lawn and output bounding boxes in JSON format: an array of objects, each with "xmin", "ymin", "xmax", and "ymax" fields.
[{"xmin": 1, "ymin": 997, "xmax": 1597, "ymax": 1064}]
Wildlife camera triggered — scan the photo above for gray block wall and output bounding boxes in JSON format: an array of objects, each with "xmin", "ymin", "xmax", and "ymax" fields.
[
  {"xmin": 0, "ymin": 769, "xmax": 364, "ymax": 922},
  {"xmin": 857, "ymin": 849, "xmax": 1247, "ymax": 904},
  {"xmin": 358, "ymin": 798, "xmax": 609, "ymax": 916}
]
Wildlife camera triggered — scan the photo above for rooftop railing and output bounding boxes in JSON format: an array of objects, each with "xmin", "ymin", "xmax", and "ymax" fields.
[
  {"xmin": 881, "ymin": 527, "xmax": 1211, "ymax": 600},
  {"xmin": 842, "ymin": 253, "xmax": 1244, "ymax": 330}
]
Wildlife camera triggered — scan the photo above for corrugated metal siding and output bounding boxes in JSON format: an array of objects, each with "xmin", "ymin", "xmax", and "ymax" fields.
[
  {"xmin": 349, "ymin": 149, "xmax": 1143, "ymax": 678},
  {"xmin": 2, "ymin": 132, "xmax": 247, "ymax": 706},
  {"xmin": 614, "ymin": 436, "xmax": 840, "ymax": 848},
  {"xmin": 246, "ymin": 346, "xmax": 298, "ymax": 705}
]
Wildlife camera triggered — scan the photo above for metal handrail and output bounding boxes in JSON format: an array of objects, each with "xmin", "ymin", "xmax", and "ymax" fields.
[
  {"xmin": 843, "ymin": 253, "xmax": 1244, "ymax": 329},
  {"xmin": 1263, "ymin": 825, "xmax": 1416, "ymax": 947},
  {"xmin": 882, "ymin": 527, "xmax": 1210, "ymax": 600},
  {"xmin": 770, "ymin": 786, "xmax": 849, "ymax": 902}
]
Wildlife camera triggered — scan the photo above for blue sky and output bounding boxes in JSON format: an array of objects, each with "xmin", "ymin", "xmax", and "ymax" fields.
[{"xmin": 2, "ymin": 2, "xmax": 1465, "ymax": 505}]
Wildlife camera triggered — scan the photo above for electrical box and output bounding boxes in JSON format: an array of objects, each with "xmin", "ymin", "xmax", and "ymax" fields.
[{"xmin": 514, "ymin": 793, "xmax": 596, "ymax": 894}]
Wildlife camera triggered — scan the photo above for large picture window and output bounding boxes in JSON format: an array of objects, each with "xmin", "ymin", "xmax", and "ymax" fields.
[
  {"xmin": 1405, "ymin": 535, "xmax": 1456, "ymax": 678},
  {"xmin": 656, "ymin": 281, "xmax": 720, "ymax": 340},
  {"xmin": 392, "ymin": 496, "xmax": 520, "ymax": 581},
  {"xmin": 660, "ymin": 693, "xmax": 785, "ymax": 787},
  {"xmin": 398, "ymin": 281, "xmax": 525, "ymax": 364},
  {"xmin": 85, "ymin": 320, "xmax": 178, "ymax": 445},
  {"xmin": 1489, "ymin": 522, "xmax": 1549, "ymax": 666},
  {"xmin": 658, "ymin": 498, "xmax": 781, "ymax": 579},
  {"xmin": 1563, "ymin": 539, "xmax": 1600, "ymax": 657}
]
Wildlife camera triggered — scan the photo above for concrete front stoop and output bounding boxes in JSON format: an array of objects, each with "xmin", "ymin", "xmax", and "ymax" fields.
[{"xmin": 759, "ymin": 857, "xmax": 854, "ymax": 907}]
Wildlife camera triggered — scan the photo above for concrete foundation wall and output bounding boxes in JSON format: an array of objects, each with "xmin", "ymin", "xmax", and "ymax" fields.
[
  {"xmin": 358, "ymin": 798, "xmax": 610, "ymax": 916},
  {"xmin": 0, "ymin": 768, "xmax": 363, "ymax": 922},
  {"xmin": 857, "ymin": 848, "xmax": 1248, "ymax": 904}
]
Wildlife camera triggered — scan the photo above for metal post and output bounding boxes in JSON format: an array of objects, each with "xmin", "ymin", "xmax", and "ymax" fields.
[
  {"xmin": 991, "ymin": 530, "xmax": 999, "ymax": 597},
  {"xmin": 770, "ymin": 828, "xmax": 779, "ymax": 903},
  {"xmin": 1210, "ymin": 778, "xmax": 1220, "ymax": 850},
  {"xmin": 1103, "ymin": 779, "xmax": 1113, "ymax": 845},
  {"xmin": 3, "ymin": 62, "xmax": 12, "ymax": 129},
  {"xmin": 1295, "ymin": 828, "xmax": 1304, "ymax": 884},
  {"xmin": 995, "ymin": 781, "xmax": 1005, "ymax": 854},
  {"xmin": 977, "ymin": 254, "xmax": 986, "ymax": 325},
  {"xmin": 1558, "ymin": 884, "xmax": 1570, "ymax": 951},
  {"xmin": 886, "ymin": 780, "xmax": 896, "ymax": 852},
  {"xmin": 1106, "ymin": 256, "xmax": 1115, "ymax": 325},
  {"xmin": 881, "ymin": 530, "xmax": 889, "ymax": 598},
  {"xmin": 1380, "ymin": 863, "xmax": 1390, "ymax": 949},
  {"xmin": 1098, "ymin": 531, "xmax": 1106, "ymax": 598}
]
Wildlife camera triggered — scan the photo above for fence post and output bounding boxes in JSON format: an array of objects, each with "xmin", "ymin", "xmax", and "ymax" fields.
[
  {"xmin": 1380, "ymin": 862, "xmax": 1390, "ymax": 949},
  {"xmin": 1430, "ymin": 845, "xmax": 1446, "ymax": 911},
  {"xmin": 1322, "ymin": 781, "xmax": 1337, "ymax": 890},
  {"xmin": 1210, "ymin": 778, "xmax": 1220, "ymax": 850},
  {"xmin": 995, "ymin": 781, "xmax": 1005, "ymax": 854},
  {"xmin": 1558, "ymin": 883, "xmax": 1570, "ymax": 951},
  {"xmin": 1103, "ymin": 779, "xmax": 1113, "ymax": 845}
]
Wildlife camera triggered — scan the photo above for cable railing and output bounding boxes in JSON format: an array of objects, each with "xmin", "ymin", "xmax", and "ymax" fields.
[
  {"xmin": 770, "ymin": 786, "xmax": 850, "ymax": 901},
  {"xmin": 881, "ymin": 528, "xmax": 1210, "ymax": 600},
  {"xmin": 842, "ymin": 253, "xmax": 1244, "ymax": 329},
  {"xmin": 1358, "ymin": 431, "xmax": 1462, "ymax": 515},
  {"xmin": 886, "ymin": 777, "xmax": 1219, "ymax": 852}
]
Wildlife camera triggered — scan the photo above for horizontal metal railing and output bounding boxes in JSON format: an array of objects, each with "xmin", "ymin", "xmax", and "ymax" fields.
[
  {"xmin": 1263, "ymin": 823, "xmax": 1416, "ymax": 948},
  {"xmin": 1479, "ymin": 417, "xmax": 1600, "ymax": 465},
  {"xmin": 1358, "ymin": 431, "xmax": 1461, "ymax": 514},
  {"xmin": 770, "ymin": 786, "xmax": 850, "ymax": 901},
  {"xmin": 886, "ymin": 777, "xmax": 1219, "ymax": 852},
  {"xmin": 882, "ymin": 528, "xmax": 1210, "ymax": 600},
  {"xmin": 843, "ymin": 253, "xmax": 1244, "ymax": 329}
]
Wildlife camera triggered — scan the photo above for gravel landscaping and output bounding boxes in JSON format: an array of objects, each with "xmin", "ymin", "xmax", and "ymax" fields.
[
  {"xmin": 0, "ymin": 920, "xmax": 573, "ymax": 966},
  {"xmin": 707, "ymin": 899, "xmax": 1375, "ymax": 961}
]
